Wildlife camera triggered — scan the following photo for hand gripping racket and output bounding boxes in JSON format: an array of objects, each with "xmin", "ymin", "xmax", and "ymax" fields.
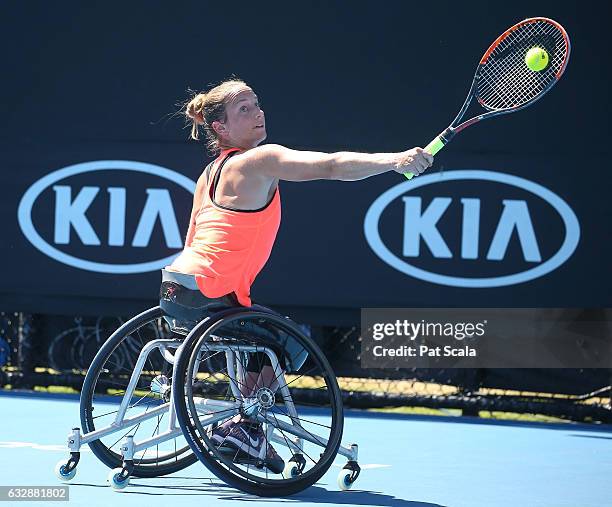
[{"xmin": 405, "ymin": 17, "xmax": 571, "ymax": 179}]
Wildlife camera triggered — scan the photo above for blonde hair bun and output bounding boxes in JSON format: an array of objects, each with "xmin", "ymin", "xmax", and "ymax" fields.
[
  {"xmin": 186, "ymin": 93, "xmax": 206, "ymax": 125},
  {"xmin": 183, "ymin": 78, "xmax": 248, "ymax": 146}
]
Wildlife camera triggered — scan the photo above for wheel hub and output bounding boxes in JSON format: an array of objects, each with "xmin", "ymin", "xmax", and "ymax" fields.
[
  {"xmin": 256, "ymin": 387, "xmax": 275, "ymax": 409},
  {"xmin": 150, "ymin": 375, "xmax": 171, "ymax": 402},
  {"xmin": 241, "ymin": 387, "xmax": 276, "ymax": 417}
]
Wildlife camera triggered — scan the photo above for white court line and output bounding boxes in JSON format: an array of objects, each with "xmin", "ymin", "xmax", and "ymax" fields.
[
  {"xmin": 332, "ymin": 462, "xmax": 391, "ymax": 469},
  {"xmin": 0, "ymin": 441, "xmax": 92, "ymax": 452},
  {"xmin": 1, "ymin": 440, "xmax": 393, "ymax": 469}
]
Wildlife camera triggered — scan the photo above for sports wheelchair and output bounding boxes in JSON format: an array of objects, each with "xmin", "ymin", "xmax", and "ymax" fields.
[{"xmin": 55, "ymin": 269, "xmax": 361, "ymax": 496}]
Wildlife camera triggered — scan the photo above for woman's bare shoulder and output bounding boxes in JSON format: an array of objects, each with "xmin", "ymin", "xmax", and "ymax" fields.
[{"xmin": 227, "ymin": 144, "xmax": 286, "ymax": 176}]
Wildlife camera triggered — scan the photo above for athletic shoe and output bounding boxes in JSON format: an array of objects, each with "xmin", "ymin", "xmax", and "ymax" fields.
[{"xmin": 210, "ymin": 419, "xmax": 285, "ymax": 474}]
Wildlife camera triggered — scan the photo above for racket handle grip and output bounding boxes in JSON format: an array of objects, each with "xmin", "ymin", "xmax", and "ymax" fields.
[
  {"xmin": 404, "ymin": 130, "xmax": 452, "ymax": 180},
  {"xmin": 424, "ymin": 136, "xmax": 446, "ymax": 156}
]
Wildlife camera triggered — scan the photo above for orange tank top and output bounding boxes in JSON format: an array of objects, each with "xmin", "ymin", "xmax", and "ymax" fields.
[{"xmin": 167, "ymin": 148, "xmax": 281, "ymax": 306}]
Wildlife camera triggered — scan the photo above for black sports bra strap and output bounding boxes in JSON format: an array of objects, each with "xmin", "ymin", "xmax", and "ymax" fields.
[
  {"xmin": 210, "ymin": 150, "xmax": 239, "ymax": 201},
  {"xmin": 204, "ymin": 161, "xmax": 214, "ymax": 185}
]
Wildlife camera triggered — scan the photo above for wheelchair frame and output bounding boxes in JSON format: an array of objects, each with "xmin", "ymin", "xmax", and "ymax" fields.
[{"xmin": 56, "ymin": 306, "xmax": 361, "ymax": 494}]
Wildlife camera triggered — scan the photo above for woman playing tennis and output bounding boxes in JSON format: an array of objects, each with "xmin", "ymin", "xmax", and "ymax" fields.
[{"xmin": 167, "ymin": 78, "xmax": 433, "ymax": 473}]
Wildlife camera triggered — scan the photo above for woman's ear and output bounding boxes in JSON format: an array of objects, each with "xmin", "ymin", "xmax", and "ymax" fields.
[{"xmin": 212, "ymin": 120, "xmax": 227, "ymax": 136}]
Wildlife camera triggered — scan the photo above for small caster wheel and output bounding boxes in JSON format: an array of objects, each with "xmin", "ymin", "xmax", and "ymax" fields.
[
  {"xmin": 337, "ymin": 460, "xmax": 360, "ymax": 491},
  {"xmin": 337, "ymin": 469, "xmax": 354, "ymax": 490},
  {"xmin": 55, "ymin": 460, "xmax": 76, "ymax": 482},
  {"xmin": 108, "ymin": 468, "xmax": 129, "ymax": 491},
  {"xmin": 282, "ymin": 461, "xmax": 300, "ymax": 479}
]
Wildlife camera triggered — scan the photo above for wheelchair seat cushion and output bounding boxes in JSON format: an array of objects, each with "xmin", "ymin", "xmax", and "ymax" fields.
[{"xmin": 159, "ymin": 269, "xmax": 240, "ymax": 334}]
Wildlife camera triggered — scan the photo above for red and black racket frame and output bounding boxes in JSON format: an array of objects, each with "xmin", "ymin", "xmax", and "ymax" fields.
[{"xmin": 433, "ymin": 17, "xmax": 571, "ymax": 151}]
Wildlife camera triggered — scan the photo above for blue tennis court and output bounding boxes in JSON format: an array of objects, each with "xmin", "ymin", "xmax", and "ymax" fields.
[
  {"xmin": 1, "ymin": 391, "xmax": 609, "ymax": 507},
  {"xmin": 2, "ymin": 3, "xmax": 611, "ymax": 507}
]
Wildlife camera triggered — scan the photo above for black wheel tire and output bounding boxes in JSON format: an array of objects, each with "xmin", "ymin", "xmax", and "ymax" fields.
[
  {"xmin": 173, "ymin": 309, "xmax": 344, "ymax": 496},
  {"xmin": 80, "ymin": 306, "xmax": 197, "ymax": 478}
]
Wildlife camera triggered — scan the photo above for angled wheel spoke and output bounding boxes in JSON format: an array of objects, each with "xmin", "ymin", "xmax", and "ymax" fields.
[{"xmin": 270, "ymin": 404, "xmax": 332, "ymax": 431}]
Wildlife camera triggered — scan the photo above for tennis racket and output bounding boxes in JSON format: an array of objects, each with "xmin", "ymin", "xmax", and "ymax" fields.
[{"xmin": 405, "ymin": 17, "xmax": 571, "ymax": 179}]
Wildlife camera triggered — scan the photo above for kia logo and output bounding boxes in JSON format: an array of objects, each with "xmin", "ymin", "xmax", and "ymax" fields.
[
  {"xmin": 364, "ymin": 170, "xmax": 580, "ymax": 287},
  {"xmin": 17, "ymin": 160, "xmax": 195, "ymax": 274}
]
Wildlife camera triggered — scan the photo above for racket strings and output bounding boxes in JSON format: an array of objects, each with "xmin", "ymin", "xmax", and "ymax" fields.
[
  {"xmin": 478, "ymin": 22, "xmax": 564, "ymax": 109},
  {"xmin": 480, "ymin": 30, "xmax": 559, "ymax": 107},
  {"xmin": 478, "ymin": 25, "xmax": 561, "ymax": 108},
  {"xmin": 476, "ymin": 20, "xmax": 568, "ymax": 111},
  {"xmin": 479, "ymin": 22, "xmax": 562, "ymax": 104}
]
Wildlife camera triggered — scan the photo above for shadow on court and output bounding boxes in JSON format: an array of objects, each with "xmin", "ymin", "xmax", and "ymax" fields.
[
  {"xmin": 568, "ymin": 434, "xmax": 612, "ymax": 440},
  {"xmin": 289, "ymin": 486, "xmax": 448, "ymax": 507},
  {"xmin": 69, "ymin": 478, "xmax": 448, "ymax": 506}
]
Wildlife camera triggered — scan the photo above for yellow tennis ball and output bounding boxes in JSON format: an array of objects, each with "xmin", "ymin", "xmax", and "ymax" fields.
[{"xmin": 525, "ymin": 47, "xmax": 549, "ymax": 71}]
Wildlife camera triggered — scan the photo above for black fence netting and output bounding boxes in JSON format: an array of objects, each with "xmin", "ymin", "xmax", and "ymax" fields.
[{"xmin": 1, "ymin": 313, "xmax": 610, "ymax": 424}]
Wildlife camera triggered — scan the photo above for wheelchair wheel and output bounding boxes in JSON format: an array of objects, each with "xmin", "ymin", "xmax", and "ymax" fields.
[
  {"xmin": 173, "ymin": 309, "xmax": 344, "ymax": 496},
  {"xmin": 80, "ymin": 306, "xmax": 197, "ymax": 477}
]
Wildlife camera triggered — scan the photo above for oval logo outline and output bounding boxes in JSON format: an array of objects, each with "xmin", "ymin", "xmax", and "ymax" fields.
[
  {"xmin": 363, "ymin": 170, "xmax": 580, "ymax": 287},
  {"xmin": 17, "ymin": 160, "xmax": 195, "ymax": 274}
]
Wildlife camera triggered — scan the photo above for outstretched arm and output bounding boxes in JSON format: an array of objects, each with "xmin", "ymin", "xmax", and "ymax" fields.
[{"xmin": 244, "ymin": 144, "xmax": 433, "ymax": 182}]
